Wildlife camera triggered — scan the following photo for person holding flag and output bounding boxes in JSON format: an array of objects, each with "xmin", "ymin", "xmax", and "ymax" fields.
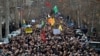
[{"xmin": 40, "ymin": 29, "xmax": 46, "ymax": 43}]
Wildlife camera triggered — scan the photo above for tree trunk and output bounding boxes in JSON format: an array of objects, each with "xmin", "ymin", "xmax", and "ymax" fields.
[
  {"xmin": 0, "ymin": 15, "xmax": 2, "ymax": 38},
  {"xmin": 5, "ymin": 0, "xmax": 10, "ymax": 37}
]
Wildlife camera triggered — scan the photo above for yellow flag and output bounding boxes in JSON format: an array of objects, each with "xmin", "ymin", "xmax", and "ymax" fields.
[
  {"xmin": 58, "ymin": 25, "xmax": 63, "ymax": 31},
  {"xmin": 23, "ymin": 19, "xmax": 26, "ymax": 24},
  {"xmin": 60, "ymin": 20, "xmax": 63, "ymax": 23}
]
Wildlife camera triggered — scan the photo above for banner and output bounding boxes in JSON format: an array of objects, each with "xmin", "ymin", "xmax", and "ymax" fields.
[
  {"xmin": 53, "ymin": 29, "xmax": 61, "ymax": 35},
  {"xmin": 31, "ymin": 19, "xmax": 35, "ymax": 23},
  {"xmin": 25, "ymin": 27, "xmax": 33, "ymax": 33}
]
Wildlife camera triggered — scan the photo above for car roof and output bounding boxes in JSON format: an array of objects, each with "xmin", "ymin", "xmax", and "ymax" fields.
[{"xmin": 89, "ymin": 41, "xmax": 100, "ymax": 44}]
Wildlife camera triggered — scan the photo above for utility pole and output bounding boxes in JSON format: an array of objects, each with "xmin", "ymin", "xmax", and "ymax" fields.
[{"xmin": 5, "ymin": 0, "xmax": 10, "ymax": 37}]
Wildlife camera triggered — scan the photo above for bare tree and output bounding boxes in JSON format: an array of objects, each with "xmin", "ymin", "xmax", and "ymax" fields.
[
  {"xmin": 0, "ymin": 6, "xmax": 2, "ymax": 38},
  {"xmin": 5, "ymin": 0, "xmax": 10, "ymax": 37}
]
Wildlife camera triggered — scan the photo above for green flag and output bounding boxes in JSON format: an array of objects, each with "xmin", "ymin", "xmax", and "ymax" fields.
[
  {"xmin": 41, "ymin": 20, "xmax": 45, "ymax": 27},
  {"xmin": 53, "ymin": 5, "xmax": 58, "ymax": 14}
]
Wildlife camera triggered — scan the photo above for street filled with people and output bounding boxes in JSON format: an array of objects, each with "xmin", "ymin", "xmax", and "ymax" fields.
[{"xmin": 0, "ymin": 8, "xmax": 100, "ymax": 56}]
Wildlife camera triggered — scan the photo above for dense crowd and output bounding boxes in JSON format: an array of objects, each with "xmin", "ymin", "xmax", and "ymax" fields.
[
  {"xmin": 0, "ymin": 25, "xmax": 99, "ymax": 56},
  {"xmin": 0, "ymin": 13, "xmax": 99, "ymax": 56}
]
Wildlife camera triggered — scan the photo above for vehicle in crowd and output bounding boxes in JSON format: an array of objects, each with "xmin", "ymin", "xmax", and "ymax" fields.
[
  {"xmin": 8, "ymin": 29, "xmax": 21, "ymax": 38},
  {"xmin": 0, "ymin": 38, "xmax": 9, "ymax": 45},
  {"xmin": 88, "ymin": 41, "xmax": 100, "ymax": 53}
]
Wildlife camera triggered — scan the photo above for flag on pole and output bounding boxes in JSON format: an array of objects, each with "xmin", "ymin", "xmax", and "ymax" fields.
[
  {"xmin": 53, "ymin": 5, "xmax": 59, "ymax": 14},
  {"xmin": 22, "ymin": 19, "xmax": 26, "ymax": 27},
  {"xmin": 58, "ymin": 25, "xmax": 63, "ymax": 31},
  {"xmin": 51, "ymin": 18, "xmax": 55, "ymax": 26},
  {"xmin": 23, "ymin": 19, "xmax": 26, "ymax": 24},
  {"xmin": 48, "ymin": 17, "xmax": 55, "ymax": 26},
  {"xmin": 41, "ymin": 20, "xmax": 45, "ymax": 28},
  {"xmin": 40, "ymin": 30, "xmax": 46, "ymax": 42},
  {"xmin": 47, "ymin": 14, "xmax": 51, "ymax": 18},
  {"xmin": 45, "ymin": 1, "xmax": 51, "ymax": 8}
]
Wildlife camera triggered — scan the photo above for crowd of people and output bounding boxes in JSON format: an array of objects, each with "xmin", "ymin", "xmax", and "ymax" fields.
[{"xmin": 0, "ymin": 13, "xmax": 99, "ymax": 56}]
